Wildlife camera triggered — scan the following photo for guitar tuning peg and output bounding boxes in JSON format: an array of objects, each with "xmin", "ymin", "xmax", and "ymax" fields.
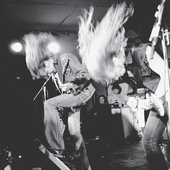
[
  {"xmin": 155, "ymin": 11, "xmax": 159, "ymax": 18},
  {"xmin": 157, "ymin": 5, "xmax": 160, "ymax": 10}
]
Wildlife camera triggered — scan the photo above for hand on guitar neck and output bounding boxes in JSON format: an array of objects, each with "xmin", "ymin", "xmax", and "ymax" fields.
[
  {"xmin": 137, "ymin": 93, "xmax": 164, "ymax": 116},
  {"xmin": 147, "ymin": 93, "xmax": 164, "ymax": 116},
  {"xmin": 127, "ymin": 93, "xmax": 164, "ymax": 116}
]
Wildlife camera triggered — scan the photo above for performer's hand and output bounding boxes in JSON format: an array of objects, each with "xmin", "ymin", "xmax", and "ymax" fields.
[
  {"xmin": 148, "ymin": 93, "xmax": 165, "ymax": 116},
  {"xmin": 138, "ymin": 93, "xmax": 164, "ymax": 116},
  {"xmin": 60, "ymin": 83, "xmax": 73, "ymax": 92}
]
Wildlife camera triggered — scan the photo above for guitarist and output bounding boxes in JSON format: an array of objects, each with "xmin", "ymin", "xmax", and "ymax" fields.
[
  {"xmin": 77, "ymin": 1, "xmax": 170, "ymax": 170},
  {"xmin": 24, "ymin": 32, "xmax": 95, "ymax": 170}
]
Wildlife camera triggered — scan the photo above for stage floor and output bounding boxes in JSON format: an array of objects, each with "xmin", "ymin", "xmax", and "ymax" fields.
[{"xmin": 85, "ymin": 139, "xmax": 150, "ymax": 170}]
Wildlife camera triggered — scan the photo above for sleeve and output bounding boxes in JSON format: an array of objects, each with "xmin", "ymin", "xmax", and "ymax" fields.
[
  {"xmin": 131, "ymin": 43, "xmax": 152, "ymax": 76},
  {"xmin": 60, "ymin": 53, "xmax": 91, "ymax": 84}
]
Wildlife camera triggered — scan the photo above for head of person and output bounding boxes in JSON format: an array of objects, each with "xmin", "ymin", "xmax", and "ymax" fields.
[
  {"xmin": 23, "ymin": 32, "xmax": 58, "ymax": 79},
  {"xmin": 111, "ymin": 83, "xmax": 122, "ymax": 94},
  {"xmin": 78, "ymin": 1, "xmax": 134, "ymax": 84},
  {"xmin": 98, "ymin": 95, "xmax": 107, "ymax": 105}
]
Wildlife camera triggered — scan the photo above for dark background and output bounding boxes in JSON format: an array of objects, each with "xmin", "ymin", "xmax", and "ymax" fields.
[{"xmin": 0, "ymin": 0, "xmax": 170, "ymax": 168}]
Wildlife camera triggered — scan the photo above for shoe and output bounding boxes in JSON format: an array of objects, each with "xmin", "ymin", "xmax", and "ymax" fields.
[
  {"xmin": 52, "ymin": 150, "xmax": 65, "ymax": 158},
  {"xmin": 73, "ymin": 150, "xmax": 80, "ymax": 159},
  {"xmin": 63, "ymin": 149, "xmax": 80, "ymax": 161},
  {"xmin": 53, "ymin": 152, "xmax": 77, "ymax": 170}
]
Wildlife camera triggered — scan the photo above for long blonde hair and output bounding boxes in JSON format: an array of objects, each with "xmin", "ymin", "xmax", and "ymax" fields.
[
  {"xmin": 77, "ymin": 1, "xmax": 134, "ymax": 84},
  {"xmin": 24, "ymin": 32, "xmax": 57, "ymax": 79}
]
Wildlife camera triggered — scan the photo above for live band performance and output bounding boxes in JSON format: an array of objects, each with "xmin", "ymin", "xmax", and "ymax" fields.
[{"xmin": 1, "ymin": 0, "xmax": 170, "ymax": 170}]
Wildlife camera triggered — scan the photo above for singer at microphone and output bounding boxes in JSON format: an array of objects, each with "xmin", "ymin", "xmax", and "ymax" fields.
[{"xmin": 24, "ymin": 32, "xmax": 96, "ymax": 169}]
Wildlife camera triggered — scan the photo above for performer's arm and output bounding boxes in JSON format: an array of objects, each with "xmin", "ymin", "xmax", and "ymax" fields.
[
  {"xmin": 145, "ymin": 45, "xmax": 167, "ymax": 98},
  {"xmin": 127, "ymin": 45, "xmax": 167, "ymax": 115}
]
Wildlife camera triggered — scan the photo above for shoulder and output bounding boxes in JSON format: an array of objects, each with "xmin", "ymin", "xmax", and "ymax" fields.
[
  {"xmin": 59, "ymin": 53, "xmax": 77, "ymax": 60},
  {"xmin": 59, "ymin": 53, "xmax": 80, "ymax": 64},
  {"xmin": 57, "ymin": 53, "xmax": 73, "ymax": 65}
]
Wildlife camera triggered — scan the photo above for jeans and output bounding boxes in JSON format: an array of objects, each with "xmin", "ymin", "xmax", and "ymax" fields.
[
  {"xmin": 43, "ymin": 84, "xmax": 95, "ymax": 170},
  {"xmin": 142, "ymin": 108, "xmax": 170, "ymax": 170}
]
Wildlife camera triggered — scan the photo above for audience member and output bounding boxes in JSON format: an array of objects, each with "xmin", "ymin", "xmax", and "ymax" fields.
[
  {"xmin": 108, "ymin": 83, "xmax": 126, "ymax": 114},
  {"xmin": 89, "ymin": 94, "xmax": 112, "ymax": 141}
]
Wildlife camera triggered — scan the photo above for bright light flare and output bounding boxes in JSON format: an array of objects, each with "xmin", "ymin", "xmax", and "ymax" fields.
[
  {"xmin": 11, "ymin": 42, "xmax": 23, "ymax": 52},
  {"xmin": 47, "ymin": 42, "xmax": 60, "ymax": 53}
]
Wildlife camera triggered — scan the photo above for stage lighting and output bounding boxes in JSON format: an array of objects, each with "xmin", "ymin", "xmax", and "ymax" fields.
[
  {"xmin": 11, "ymin": 42, "xmax": 23, "ymax": 53},
  {"xmin": 47, "ymin": 42, "xmax": 60, "ymax": 53}
]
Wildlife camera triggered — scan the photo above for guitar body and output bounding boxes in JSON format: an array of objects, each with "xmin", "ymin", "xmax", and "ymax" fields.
[{"xmin": 146, "ymin": 43, "xmax": 170, "ymax": 131}]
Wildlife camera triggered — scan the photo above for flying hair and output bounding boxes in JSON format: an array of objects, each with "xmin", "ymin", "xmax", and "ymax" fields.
[
  {"xmin": 23, "ymin": 32, "xmax": 57, "ymax": 79},
  {"xmin": 77, "ymin": 1, "xmax": 134, "ymax": 84}
]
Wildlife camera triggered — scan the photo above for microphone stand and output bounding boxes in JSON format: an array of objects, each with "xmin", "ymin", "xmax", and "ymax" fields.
[{"xmin": 33, "ymin": 75, "xmax": 52, "ymax": 101}]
